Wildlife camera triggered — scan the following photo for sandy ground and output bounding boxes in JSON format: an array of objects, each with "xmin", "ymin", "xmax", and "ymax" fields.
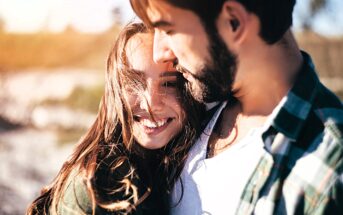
[
  {"xmin": 0, "ymin": 69, "xmax": 101, "ymax": 214},
  {"xmin": 0, "ymin": 128, "xmax": 74, "ymax": 214}
]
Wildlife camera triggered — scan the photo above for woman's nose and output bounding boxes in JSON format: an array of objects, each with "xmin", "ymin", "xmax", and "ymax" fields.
[{"xmin": 139, "ymin": 86, "xmax": 164, "ymax": 112}]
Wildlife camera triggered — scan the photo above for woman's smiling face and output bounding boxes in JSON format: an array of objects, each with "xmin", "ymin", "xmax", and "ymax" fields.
[{"xmin": 124, "ymin": 33, "xmax": 184, "ymax": 149}]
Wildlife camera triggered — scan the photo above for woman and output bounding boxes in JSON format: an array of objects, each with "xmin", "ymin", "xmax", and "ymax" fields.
[{"xmin": 26, "ymin": 23, "xmax": 205, "ymax": 215}]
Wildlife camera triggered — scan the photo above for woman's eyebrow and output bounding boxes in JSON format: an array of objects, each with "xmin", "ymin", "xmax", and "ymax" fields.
[
  {"xmin": 129, "ymin": 69, "xmax": 146, "ymax": 78},
  {"xmin": 130, "ymin": 68, "xmax": 144, "ymax": 73},
  {"xmin": 160, "ymin": 71, "xmax": 181, "ymax": 77}
]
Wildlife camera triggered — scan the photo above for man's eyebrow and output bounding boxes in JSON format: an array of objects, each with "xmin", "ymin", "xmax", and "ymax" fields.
[
  {"xmin": 151, "ymin": 20, "xmax": 173, "ymax": 28},
  {"xmin": 160, "ymin": 71, "xmax": 181, "ymax": 77}
]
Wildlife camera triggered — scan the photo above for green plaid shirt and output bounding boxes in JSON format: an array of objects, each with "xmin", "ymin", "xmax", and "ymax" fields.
[{"xmin": 236, "ymin": 52, "xmax": 343, "ymax": 214}]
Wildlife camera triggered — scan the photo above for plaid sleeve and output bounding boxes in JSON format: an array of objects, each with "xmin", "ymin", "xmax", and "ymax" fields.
[{"xmin": 236, "ymin": 52, "xmax": 343, "ymax": 215}]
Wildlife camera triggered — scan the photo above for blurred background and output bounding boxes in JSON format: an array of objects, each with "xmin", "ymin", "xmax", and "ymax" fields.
[{"xmin": 0, "ymin": 0, "xmax": 342, "ymax": 214}]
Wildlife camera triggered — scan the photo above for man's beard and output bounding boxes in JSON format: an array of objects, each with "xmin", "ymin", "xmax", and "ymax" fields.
[{"xmin": 177, "ymin": 25, "xmax": 237, "ymax": 103}]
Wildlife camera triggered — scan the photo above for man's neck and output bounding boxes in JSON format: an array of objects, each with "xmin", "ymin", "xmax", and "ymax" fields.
[
  {"xmin": 233, "ymin": 31, "xmax": 303, "ymax": 116},
  {"xmin": 208, "ymin": 32, "xmax": 304, "ymax": 157},
  {"xmin": 208, "ymin": 101, "xmax": 268, "ymax": 157}
]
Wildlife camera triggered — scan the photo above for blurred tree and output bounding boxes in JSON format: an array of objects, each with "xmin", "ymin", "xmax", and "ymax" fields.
[
  {"xmin": 310, "ymin": 0, "xmax": 327, "ymax": 13},
  {"xmin": 41, "ymin": 13, "xmax": 52, "ymax": 33},
  {"xmin": 303, "ymin": 0, "xmax": 329, "ymax": 30},
  {"xmin": 64, "ymin": 24, "xmax": 78, "ymax": 34},
  {"xmin": 112, "ymin": 6, "xmax": 122, "ymax": 26},
  {"xmin": 0, "ymin": 15, "xmax": 5, "ymax": 32}
]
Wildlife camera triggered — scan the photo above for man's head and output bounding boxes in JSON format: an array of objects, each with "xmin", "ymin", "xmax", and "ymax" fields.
[{"xmin": 130, "ymin": 0, "xmax": 297, "ymax": 102}]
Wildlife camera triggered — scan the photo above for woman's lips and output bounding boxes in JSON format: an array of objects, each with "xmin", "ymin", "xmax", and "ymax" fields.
[{"xmin": 135, "ymin": 117, "xmax": 173, "ymax": 135}]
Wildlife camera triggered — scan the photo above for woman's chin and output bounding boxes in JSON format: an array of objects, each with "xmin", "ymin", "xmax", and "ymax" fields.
[{"xmin": 137, "ymin": 140, "xmax": 168, "ymax": 150}]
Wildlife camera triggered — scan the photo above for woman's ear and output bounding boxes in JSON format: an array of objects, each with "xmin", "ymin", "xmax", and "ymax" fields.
[{"xmin": 216, "ymin": 1, "xmax": 251, "ymax": 47}]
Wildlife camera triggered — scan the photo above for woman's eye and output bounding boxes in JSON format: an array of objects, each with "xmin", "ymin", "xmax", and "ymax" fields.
[
  {"xmin": 162, "ymin": 81, "xmax": 177, "ymax": 88},
  {"xmin": 158, "ymin": 81, "xmax": 178, "ymax": 96}
]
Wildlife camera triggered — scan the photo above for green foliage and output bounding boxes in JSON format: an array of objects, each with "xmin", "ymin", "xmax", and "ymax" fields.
[
  {"xmin": 56, "ymin": 128, "xmax": 86, "ymax": 146},
  {"xmin": 40, "ymin": 84, "xmax": 104, "ymax": 113},
  {"xmin": 64, "ymin": 85, "xmax": 104, "ymax": 113},
  {"xmin": 50, "ymin": 85, "xmax": 104, "ymax": 145}
]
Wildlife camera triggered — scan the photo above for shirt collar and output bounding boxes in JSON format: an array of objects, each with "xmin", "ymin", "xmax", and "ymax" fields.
[{"xmin": 267, "ymin": 51, "xmax": 320, "ymax": 141}]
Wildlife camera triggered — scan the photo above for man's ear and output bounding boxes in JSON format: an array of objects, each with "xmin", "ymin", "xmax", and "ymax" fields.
[
  {"xmin": 216, "ymin": 1, "xmax": 251, "ymax": 46},
  {"xmin": 230, "ymin": 19, "xmax": 240, "ymax": 32}
]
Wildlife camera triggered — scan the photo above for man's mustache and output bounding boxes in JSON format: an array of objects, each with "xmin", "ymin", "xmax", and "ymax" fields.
[{"xmin": 175, "ymin": 63, "xmax": 204, "ymax": 83}]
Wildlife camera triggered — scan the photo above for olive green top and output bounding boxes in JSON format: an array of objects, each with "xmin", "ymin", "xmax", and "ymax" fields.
[{"xmin": 52, "ymin": 171, "xmax": 92, "ymax": 215}]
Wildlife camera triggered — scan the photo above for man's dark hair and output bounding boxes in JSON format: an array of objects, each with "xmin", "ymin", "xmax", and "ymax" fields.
[{"xmin": 165, "ymin": 0, "xmax": 296, "ymax": 44}]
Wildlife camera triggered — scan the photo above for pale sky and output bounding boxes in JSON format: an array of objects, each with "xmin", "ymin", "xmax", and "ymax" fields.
[
  {"xmin": 293, "ymin": 0, "xmax": 343, "ymax": 36},
  {"xmin": 0, "ymin": 0, "xmax": 134, "ymax": 33},
  {"xmin": 0, "ymin": 0, "xmax": 342, "ymax": 35}
]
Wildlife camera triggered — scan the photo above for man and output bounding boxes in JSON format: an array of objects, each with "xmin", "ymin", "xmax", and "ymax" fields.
[{"xmin": 130, "ymin": 0, "xmax": 343, "ymax": 214}]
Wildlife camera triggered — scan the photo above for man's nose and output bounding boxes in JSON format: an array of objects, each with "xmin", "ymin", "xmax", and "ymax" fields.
[{"xmin": 153, "ymin": 31, "xmax": 176, "ymax": 64}]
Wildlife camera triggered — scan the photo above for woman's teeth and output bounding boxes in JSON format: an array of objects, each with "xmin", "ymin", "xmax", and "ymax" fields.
[{"xmin": 140, "ymin": 118, "xmax": 168, "ymax": 128}]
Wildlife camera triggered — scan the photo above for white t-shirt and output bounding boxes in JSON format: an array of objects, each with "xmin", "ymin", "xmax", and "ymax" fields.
[{"xmin": 170, "ymin": 102, "xmax": 267, "ymax": 215}]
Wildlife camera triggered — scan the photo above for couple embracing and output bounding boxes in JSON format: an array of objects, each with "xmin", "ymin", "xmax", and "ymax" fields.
[{"xmin": 28, "ymin": 1, "xmax": 343, "ymax": 214}]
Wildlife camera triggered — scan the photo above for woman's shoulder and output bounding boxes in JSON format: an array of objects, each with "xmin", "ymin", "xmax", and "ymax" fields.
[
  {"xmin": 51, "ymin": 156, "xmax": 155, "ymax": 215},
  {"xmin": 54, "ymin": 169, "xmax": 93, "ymax": 214}
]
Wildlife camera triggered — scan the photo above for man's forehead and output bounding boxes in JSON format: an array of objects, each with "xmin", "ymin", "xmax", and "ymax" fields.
[{"xmin": 145, "ymin": 0, "xmax": 175, "ymax": 24}]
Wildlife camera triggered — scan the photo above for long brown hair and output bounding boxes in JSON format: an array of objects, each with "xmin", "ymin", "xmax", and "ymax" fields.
[{"xmin": 27, "ymin": 22, "xmax": 205, "ymax": 214}]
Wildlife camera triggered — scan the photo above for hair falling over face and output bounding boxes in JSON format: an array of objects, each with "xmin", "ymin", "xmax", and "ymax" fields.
[{"xmin": 26, "ymin": 22, "xmax": 205, "ymax": 215}]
